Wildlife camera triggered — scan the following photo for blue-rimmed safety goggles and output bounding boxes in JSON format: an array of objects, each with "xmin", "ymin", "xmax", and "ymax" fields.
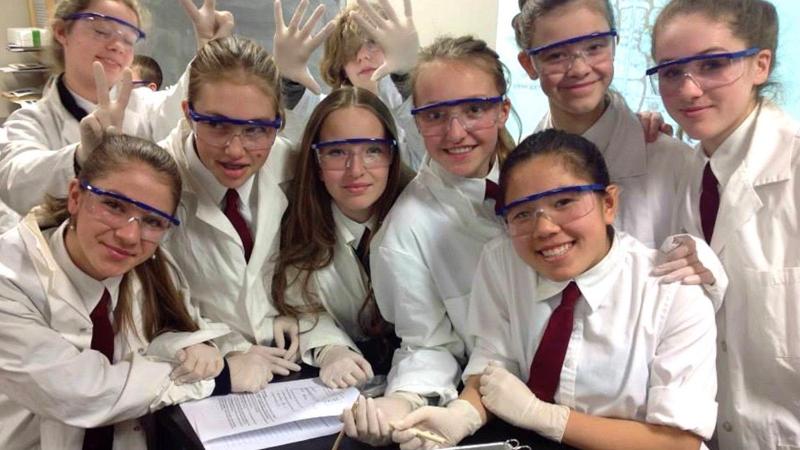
[
  {"xmin": 187, "ymin": 106, "xmax": 283, "ymax": 129},
  {"xmin": 312, "ymin": 137, "xmax": 396, "ymax": 170},
  {"xmin": 80, "ymin": 181, "xmax": 180, "ymax": 226},
  {"xmin": 411, "ymin": 96, "xmax": 505, "ymax": 137},
  {"xmin": 64, "ymin": 12, "xmax": 146, "ymax": 43},
  {"xmin": 410, "ymin": 96, "xmax": 504, "ymax": 115},
  {"xmin": 526, "ymin": 30, "xmax": 617, "ymax": 56},
  {"xmin": 645, "ymin": 47, "xmax": 759, "ymax": 76},
  {"xmin": 311, "ymin": 137, "xmax": 397, "ymax": 150},
  {"xmin": 499, "ymin": 183, "xmax": 605, "ymax": 217}
]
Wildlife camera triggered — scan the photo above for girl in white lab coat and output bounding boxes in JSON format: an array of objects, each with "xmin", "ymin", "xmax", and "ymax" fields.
[
  {"xmin": 393, "ymin": 129, "xmax": 718, "ymax": 449},
  {"xmin": 157, "ymin": 36, "xmax": 302, "ymax": 384},
  {"xmin": 512, "ymin": 0, "xmax": 690, "ymax": 249},
  {"xmin": 273, "ymin": 0, "xmax": 426, "ymax": 169},
  {"xmin": 0, "ymin": 134, "xmax": 249, "ymax": 450},
  {"xmin": 650, "ymin": 1, "xmax": 799, "ymax": 448},
  {"xmin": 0, "ymin": 0, "xmax": 233, "ymax": 215},
  {"xmin": 271, "ymin": 86, "xmax": 412, "ymax": 389}
]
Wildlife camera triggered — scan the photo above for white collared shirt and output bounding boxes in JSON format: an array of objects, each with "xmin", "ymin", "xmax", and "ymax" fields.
[
  {"xmin": 464, "ymin": 232, "xmax": 718, "ymax": 439},
  {"xmin": 48, "ymin": 220, "xmax": 122, "ymax": 319},
  {"xmin": 332, "ymin": 203, "xmax": 375, "ymax": 251},
  {"xmin": 186, "ymin": 136, "xmax": 257, "ymax": 232}
]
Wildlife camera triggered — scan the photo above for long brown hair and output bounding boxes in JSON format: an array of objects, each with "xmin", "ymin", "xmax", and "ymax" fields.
[
  {"xmin": 272, "ymin": 87, "xmax": 411, "ymax": 337},
  {"xmin": 410, "ymin": 35, "xmax": 518, "ymax": 164},
  {"xmin": 38, "ymin": 134, "xmax": 198, "ymax": 341}
]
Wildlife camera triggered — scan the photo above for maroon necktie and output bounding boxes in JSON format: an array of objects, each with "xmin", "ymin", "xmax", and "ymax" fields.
[
  {"xmin": 355, "ymin": 227, "xmax": 372, "ymax": 277},
  {"xmin": 699, "ymin": 162, "xmax": 720, "ymax": 243},
  {"xmin": 527, "ymin": 282, "xmax": 581, "ymax": 403},
  {"xmin": 83, "ymin": 290, "xmax": 114, "ymax": 450},
  {"xmin": 223, "ymin": 189, "xmax": 254, "ymax": 262},
  {"xmin": 485, "ymin": 180, "xmax": 503, "ymax": 215}
]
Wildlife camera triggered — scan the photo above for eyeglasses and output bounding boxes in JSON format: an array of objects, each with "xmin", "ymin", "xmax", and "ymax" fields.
[
  {"xmin": 411, "ymin": 96, "xmax": 504, "ymax": 137},
  {"xmin": 645, "ymin": 47, "xmax": 760, "ymax": 96},
  {"xmin": 63, "ymin": 12, "xmax": 146, "ymax": 48},
  {"xmin": 499, "ymin": 184, "xmax": 606, "ymax": 237},
  {"xmin": 188, "ymin": 105, "xmax": 282, "ymax": 152},
  {"xmin": 79, "ymin": 181, "xmax": 179, "ymax": 243},
  {"xmin": 526, "ymin": 30, "xmax": 617, "ymax": 76},
  {"xmin": 132, "ymin": 80, "xmax": 153, "ymax": 87},
  {"xmin": 312, "ymin": 138, "xmax": 396, "ymax": 171}
]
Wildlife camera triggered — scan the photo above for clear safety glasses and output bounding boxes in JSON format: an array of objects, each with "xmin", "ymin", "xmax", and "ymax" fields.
[
  {"xmin": 411, "ymin": 96, "xmax": 504, "ymax": 137},
  {"xmin": 645, "ymin": 47, "xmax": 760, "ymax": 96},
  {"xmin": 499, "ymin": 184, "xmax": 606, "ymax": 237},
  {"xmin": 64, "ymin": 12, "xmax": 146, "ymax": 48},
  {"xmin": 188, "ymin": 105, "xmax": 282, "ymax": 152},
  {"xmin": 526, "ymin": 30, "xmax": 617, "ymax": 76},
  {"xmin": 80, "ymin": 181, "xmax": 179, "ymax": 243},
  {"xmin": 312, "ymin": 138, "xmax": 396, "ymax": 171}
]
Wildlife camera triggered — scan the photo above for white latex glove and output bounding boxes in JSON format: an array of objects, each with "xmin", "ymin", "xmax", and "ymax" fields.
[
  {"xmin": 636, "ymin": 110, "xmax": 674, "ymax": 143},
  {"xmin": 653, "ymin": 234, "xmax": 716, "ymax": 285},
  {"xmin": 248, "ymin": 344, "xmax": 302, "ymax": 377},
  {"xmin": 77, "ymin": 62, "xmax": 132, "ymax": 166},
  {"xmin": 353, "ymin": 0, "xmax": 419, "ymax": 80},
  {"xmin": 272, "ymin": 315, "xmax": 300, "ymax": 362},
  {"xmin": 170, "ymin": 343, "xmax": 223, "ymax": 385},
  {"xmin": 341, "ymin": 394, "xmax": 415, "ymax": 446},
  {"xmin": 273, "ymin": 0, "xmax": 335, "ymax": 95},
  {"xmin": 226, "ymin": 350, "xmax": 272, "ymax": 393},
  {"xmin": 392, "ymin": 399, "xmax": 484, "ymax": 450},
  {"xmin": 317, "ymin": 345, "xmax": 374, "ymax": 388},
  {"xmin": 179, "ymin": 0, "xmax": 235, "ymax": 50},
  {"xmin": 479, "ymin": 362, "xmax": 569, "ymax": 442}
]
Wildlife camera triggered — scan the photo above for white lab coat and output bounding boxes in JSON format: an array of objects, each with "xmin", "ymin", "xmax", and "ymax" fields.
[
  {"xmin": 0, "ymin": 68, "xmax": 188, "ymax": 215},
  {"xmin": 280, "ymin": 77, "xmax": 426, "ymax": 171},
  {"xmin": 0, "ymin": 213, "xmax": 227, "ymax": 450},
  {"xmin": 290, "ymin": 207, "xmax": 373, "ymax": 365},
  {"xmin": 371, "ymin": 157, "xmax": 504, "ymax": 404},
  {"xmin": 671, "ymin": 101, "xmax": 800, "ymax": 449},
  {"xmin": 0, "ymin": 129, "xmax": 19, "ymax": 233},
  {"xmin": 464, "ymin": 232, "xmax": 718, "ymax": 441},
  {"xmin": 536, "ymin": 91, "xmax": 691, "ymax": 248},
  {"xmin": 160, "ymin": 122, "xmax": 298, "ymax": 354}
]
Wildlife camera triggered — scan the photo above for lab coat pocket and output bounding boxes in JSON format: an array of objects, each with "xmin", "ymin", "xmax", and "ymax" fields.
[{"xmin": 744, "ymin": 267, "xmax": 800, "ymax": 358}]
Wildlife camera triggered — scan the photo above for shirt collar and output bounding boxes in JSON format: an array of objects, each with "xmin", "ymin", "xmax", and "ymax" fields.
[
  {"xmin": 706, "ymin": 104, "xmax": 760, "ymax": 189},
  {"xmin": 427, "ymin": 156, "xmax": 500, "ymax": 205},
  {"xmin": 332, "ymin": 203, "xmax": 376, "ymax": 248},
  {"xmin": 582, "ymin": 93, "xmax": 614, "ymax": 152},
  {"xmin": 535, "ymin": 231, "xmax": 622, "ymax": 312},
  {"xmin": 48, "ymin": 220, "xmax": 123, "ymax": 313},
  {"xmin": 186, "ymin": 133, "xmax": 256, "ymax": 208}
]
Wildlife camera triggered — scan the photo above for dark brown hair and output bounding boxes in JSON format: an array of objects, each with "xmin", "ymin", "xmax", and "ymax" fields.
[{"xmin": 512, "ymin": 0, "xmax": 615, "ymax": 49}]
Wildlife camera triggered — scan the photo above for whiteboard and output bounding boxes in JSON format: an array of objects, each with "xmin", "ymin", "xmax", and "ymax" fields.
[{"xmin": 136, "ymin": 0, "xmax": 342, "ymax": 88}]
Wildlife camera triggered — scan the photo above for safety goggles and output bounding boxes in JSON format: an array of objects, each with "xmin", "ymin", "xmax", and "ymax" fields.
[
  {"xmin": 411, "ymin": 96, "xmax": 504, "ymax": 137},
  {"xmin": 132, "ymin": 80, "xmax": 153, "ymax": 87},
  {"xmin": 80, "ymin": 181, "xmax": 179, "ymax": 243},
  {"xmin": 64, "ymin": 12, "xmax": 146, "ymax": 48},
  {"xmin": 526, "ymin": 30, "xmax": 617, "ymax": 76},
  {"xmin": 312, "ymin": 138, "xmax": 396, "ymax": 171},
  {"xmin": 188, "ymin": 105, "xmax": 282, "ymax": 152},
  {"xmin": 645, "ymin": 47, "xmax": 760, "ymax": 96},
  {"xmin": 499, "ymin": 184, "xmax": 606, "ymax": 237}
]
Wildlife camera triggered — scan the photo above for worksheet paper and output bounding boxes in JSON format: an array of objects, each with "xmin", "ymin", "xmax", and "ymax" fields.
[{"xmin": 180, "ymin": 378, "xmax": 359, "ymax": 450}]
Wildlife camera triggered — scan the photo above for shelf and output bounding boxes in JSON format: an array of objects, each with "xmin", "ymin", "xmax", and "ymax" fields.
[
  {"xmin": 0, "ymin": 66, "xmax": 48, "ymax": 74},
  {"xmin": 6, "ymin": 45, "xmax": 46, "ymax": 53}
]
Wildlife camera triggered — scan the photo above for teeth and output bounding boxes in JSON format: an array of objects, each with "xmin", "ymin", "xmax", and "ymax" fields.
[
  {"xmin": 446, "ymin": 147, "xmax": 472, "ymax": 155},
  {"xmin": 541, "ymin": 243, "xmax": 571, "ymax": 257}
]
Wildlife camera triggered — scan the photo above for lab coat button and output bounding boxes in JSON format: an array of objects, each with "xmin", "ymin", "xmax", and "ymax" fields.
[
  {"xmin": 137, "ymin": 348, "xmax": 145, "ymax": 355},
  {"xmin": 79, "ymin": 327, "xmax": 89, "ymax": 333},
  {"xmin": 722, "ymin": 421, "xmax": 733, "ymax": 432},
  {"xmin": 720, "ymin": 340, "xmax": 728, "ymax": 352}
]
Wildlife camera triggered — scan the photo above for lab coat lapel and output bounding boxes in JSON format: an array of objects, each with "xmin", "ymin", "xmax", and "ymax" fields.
[{"xmin": 246, "ymin": 170, "xmax": 286, "ymax": 278}]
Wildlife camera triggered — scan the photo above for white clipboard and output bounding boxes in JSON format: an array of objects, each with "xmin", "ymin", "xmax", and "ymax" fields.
[{"xmin": 442, "ymin": 439, "xmax": 532, "ymax": 450}]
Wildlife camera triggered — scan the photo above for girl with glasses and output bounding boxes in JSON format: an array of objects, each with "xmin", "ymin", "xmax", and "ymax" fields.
[
  {"xmin": 0, "ymin": 134, "xmax": 258, "ymax": 449},
  {"xmin": 273, "ymin": 0, "xmax": 427, "ymax": 170},
  {"xmin": 271, "ymin": 87, "xmax": 412, "ymax": 391},
  {"xmin": 0, "ymin": 0, "xmax": 233, "ymax": 216},
  {"xmin": 651, "ymin": 1, "xmax": 799, "ymax": 448},
  {"xmin": 442, "ymin": 129, "xmax": 717, "ymax": 450}
]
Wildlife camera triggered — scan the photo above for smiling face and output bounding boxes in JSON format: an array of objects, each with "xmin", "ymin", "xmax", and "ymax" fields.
[
  {"xmin": 505, "ymin": 154, "xmax": 616, "ymax": 282},
  {"xmin": 65, "ymin": 162, "xmax": 175, "ymax": 280},
  {"xmin": 317, "ymin": 106, "xmax": 390, "ymax": 223},
  {"xmin": 518, "ymin": 3, "xmax": 614, "ymax": 132},
  {"xmin": 653, "ymin": 12, "xmax": 771, "ymax": 154},
  {"xmin": 54, "ymin": 0, "xmax": 138, "ymax": 90},
  {"xmin": 184, "ymin": 78, "xmax": 278, "ymax": 189},
  {"xmin": 414, "ymin": 59, "xmax": 510, "ymax": 179}
]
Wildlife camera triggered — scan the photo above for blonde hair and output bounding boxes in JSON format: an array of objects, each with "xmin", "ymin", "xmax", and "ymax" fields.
[
  {"xmin": 188, "ymin": 36, "xmax": 284, "ymax": 127},
  {"xmin": 319, "ymin": 2, "xmax": 387, "ymax": 88},
  {"xmin": 38, "ymin": 134, "xmax": 197, "ymax": 341},
  {"xmin": 50, "ymin": 0, "xmax": 146, "ymax": 73},
  {"xmin": 411, "ymin": 35, "xmax": 518, "ymax": 163}
]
